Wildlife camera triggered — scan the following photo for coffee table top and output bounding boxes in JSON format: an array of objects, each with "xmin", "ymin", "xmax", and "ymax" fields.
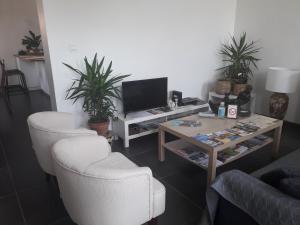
[{"xmin": 159, "ymin": 114, "xmax": 281, "ymax": 152}]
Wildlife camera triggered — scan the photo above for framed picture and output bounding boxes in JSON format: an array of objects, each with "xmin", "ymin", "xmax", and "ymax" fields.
[{"xmin": 227, "ymin": 105, "xmax": 238, "ymax": 119}]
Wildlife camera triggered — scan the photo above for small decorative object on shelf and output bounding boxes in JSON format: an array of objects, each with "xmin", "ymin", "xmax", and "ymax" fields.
[
  {"xmin": 227, "ymin": 105, "xmax": 238, "ymax": 119},
  {"xmin": 218, "ymin": 102, "xmax": 226, "ymax": 118},
  {"xmin": 266, "ymin": 67, "xmax": 299, "ymax": 120},
  {"xmin": 64, "ymin": 53, "xmax": 130, "ymax": 136},
  {"xmin": 209, "ymin": 89, "xmax": 255, "ymax": 118},
  {"xmin": 171, "ymin": 90, "xmax": 183, "ymax": 106},
  {"xmin": 21, "ymin": 30, "xmax": 43, "ymax": 55},
  {"xmin": 168, "ymin": 100, "xmax": 176, "ymax": 110},
  {"xmin": 237, "ymin": 86, "xmax": 253, "ymax": 117}
]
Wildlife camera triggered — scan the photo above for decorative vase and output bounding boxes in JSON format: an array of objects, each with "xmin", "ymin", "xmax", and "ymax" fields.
[
  {"xmin": 215, "ymin": 80, "xmax": 231, "ymax": 95},
  {"xmin": 269, "ymin": 93, "xmax": 289, "ymax": 120},
  {"xmin": 89, "ymin": 120, "xmax": 109, "ymax": 136},
  {"xmin": 233, "ymin": 83, "xmax": 248, "ymax": 96}
]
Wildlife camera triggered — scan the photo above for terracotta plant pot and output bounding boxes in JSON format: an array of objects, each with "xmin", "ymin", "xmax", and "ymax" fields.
[
  {"xmin": 89, "ymin": 120, "xmax": 109, "ymax": 136},
  {"xmin": 215, "ymin": 80, "xmax": 232, "ymax": 95},
  {"xmin": 233, "ymin": 83, "xmax": 248, "ymax": 96}
]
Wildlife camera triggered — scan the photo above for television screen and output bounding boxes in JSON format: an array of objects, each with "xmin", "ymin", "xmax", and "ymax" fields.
[{"xmin": 122, "ymin": 77, "xmax": 168, "ymax": 115}]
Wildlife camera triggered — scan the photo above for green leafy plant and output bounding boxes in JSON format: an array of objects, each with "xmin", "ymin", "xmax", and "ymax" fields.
[
  {"xmin": 64, "ymin": 54, "xmax": 130, "ymax": 123},
  {"xmin": 218, "ymin": 32, "xmax": 260, "ymax": 84},
  {"xmin": 22, "ymin": 30, "xmax": 42, "ymax": 51}
]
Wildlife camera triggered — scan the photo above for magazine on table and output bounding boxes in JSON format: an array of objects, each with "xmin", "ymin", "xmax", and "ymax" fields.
[
  {"xmin": 177, "ymin": 146, "xmax": 201, "ymax": 158},
  {"xmin": 178, "ymin": 135, "xmax": 269, "ymax": 166},
  {"xmin": 193, "ymin": 120, "xmax": 267, "ymax": 147},
  {"xmin": 217, "ymin": 135, "xmax": 269, "ymax": 163},
  {"xmin": 188, "ymin": 152, "xmax": 223, "ymax": 167}
]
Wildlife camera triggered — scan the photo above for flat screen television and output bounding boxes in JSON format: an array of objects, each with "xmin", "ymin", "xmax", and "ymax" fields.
[{"xmin": 122, "ymin": 77, "xmax": 168, "ymax": 116}]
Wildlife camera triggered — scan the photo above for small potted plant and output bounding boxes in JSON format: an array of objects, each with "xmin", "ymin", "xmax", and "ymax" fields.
[
  {"xmin": 22, "ymin": 30, "xmax": 42, "ymax": 55},
  {"xmin": 218, "ymin": 32, "xmax": 260, "ymax": 96},
  {"xmin": 64, "ymin": 54, "xmax": 130, "ymax": 136}
]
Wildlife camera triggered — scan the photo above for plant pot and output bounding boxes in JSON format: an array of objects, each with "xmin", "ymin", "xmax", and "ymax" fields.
[
  {"xmin": 89, "ymin": 120, "xmax": 109, "ymax": 136},
  {"xmin": 233, "ymin": 83, "xmax": 248, "ymax": 96},
  {"xmin": 215, "ymin": 80, "xmax": 232, "ymax": 95}
]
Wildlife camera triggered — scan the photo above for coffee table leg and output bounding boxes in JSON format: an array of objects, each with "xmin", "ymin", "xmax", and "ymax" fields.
[
  {"xmin": 207, "ymin": 150, "xmax": 217, "ymax": 186},
  {"xmin": 158, "ymin": 129, "xmax": 165, "ymax": 161},
  {"xmin": 272, "ymin": 123, "xmax": 283, "ymax": 159}
]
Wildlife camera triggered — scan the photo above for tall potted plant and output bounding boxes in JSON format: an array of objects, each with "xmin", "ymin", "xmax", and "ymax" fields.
[
  {"xmin": 218, "ymin": 32, "xmax": 260, "ymax": 96},
  {"xmin": 64, "ymin": 54, "xmax": 130, "ymax": 136}
]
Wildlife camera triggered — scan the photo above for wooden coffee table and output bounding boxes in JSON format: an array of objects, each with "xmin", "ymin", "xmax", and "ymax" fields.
[{"xmin": 158, "ymin": 114, "xmax": 283, "ymax": 185}]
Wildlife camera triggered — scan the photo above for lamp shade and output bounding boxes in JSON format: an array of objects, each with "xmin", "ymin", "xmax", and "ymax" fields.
[{"xmin": 266, "ymin": 67, "xmax": 299, "ymax": 93}]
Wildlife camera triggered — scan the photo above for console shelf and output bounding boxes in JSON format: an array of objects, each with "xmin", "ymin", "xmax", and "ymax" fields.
[{"xmin": 113, "ymin": 103, "xmax": 209, "ymax": 148}]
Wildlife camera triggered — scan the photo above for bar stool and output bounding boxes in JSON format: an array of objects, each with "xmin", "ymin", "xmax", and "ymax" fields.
[{"xmin": 0, "ymin": 59, "xmax": 29, "ymax": 100}]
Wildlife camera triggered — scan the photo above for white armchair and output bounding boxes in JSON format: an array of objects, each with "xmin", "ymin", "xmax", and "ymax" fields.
[
  {"xmin": 52, "ymin": 136, "xmax": 166, "ymax": 225},
  {"xmin": 27, "ymin": 111, "xmax": 97, "ymax": 176}
]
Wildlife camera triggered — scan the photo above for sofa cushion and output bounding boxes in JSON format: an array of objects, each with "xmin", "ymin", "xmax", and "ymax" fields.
[
  {"xmin": 280, "ymin": 178, "xmax": 300, "ymax": 199},
  {"xmin": 260, "ymin": 168, "xmax": 287, "ymax": 188}
]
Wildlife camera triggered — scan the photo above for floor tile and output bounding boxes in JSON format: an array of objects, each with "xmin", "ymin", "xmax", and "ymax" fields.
[
  {"xmin": 0, "ymin": 146, "xmax": 6, "ymax": 169},
  {"xmin": 0, "ymin": 195, "xmax": 25, "ymax": 225},
  {"xmin": 130, "ymin": 147, "xmax": 199, "ymax": 179},
  {"xmin": 9, "ymin": 159, "xmax": 49, "ymax": 191},
  {"xmin": 112, "ymin": 134, "xmax": 158, "ymax": 157},
  {"xmin": 18, "ymin": 184, "xmax": 67, "ymax": 225},
  {"xmin": 162, "ymin": 167, "xmax": 207, "ymax": 208},
  {"xmin": 50, "ymin": 217, "xmax": 76, "ymax": 225},
  {"xmin": 157, "ymin": 182, "xmax": 203, "ymax": 225},
  {"xmin": 0, "ymin": 167, "xmax": 14, "ymax": 198}
]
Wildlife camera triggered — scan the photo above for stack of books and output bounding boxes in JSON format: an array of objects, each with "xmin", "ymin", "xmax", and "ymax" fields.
[
  {"xmin": 177, "ymin": 134, "xmax": 269, "ymax": 167},
  {"xmin": 177, "ymin": 146, "xmax": 223, "ymax": 167},
  {"xmin": 217, "ymin": 135, "xmax": 269, "ymax": 163}
]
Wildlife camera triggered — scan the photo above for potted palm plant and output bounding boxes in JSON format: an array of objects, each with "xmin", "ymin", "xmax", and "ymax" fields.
[
  {"xmin": 218, "ymin": 32, "xmax": 260, "ymax": 96},
  {"xmin": 64, "ymin": 54, "xmax": 130, "ymax": 136},
  {"xmin": 22, "ymin": 30, "xmax": 42, "ymax": 54}
]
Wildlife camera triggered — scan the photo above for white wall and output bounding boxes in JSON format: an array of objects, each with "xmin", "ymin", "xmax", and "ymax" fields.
[
  {"xmin": 39, "ymin": 0, "xmax": 237, "ymax": 125},
  {"xmin": 234, "ymin": 0, "xmax": 300, "ymax": 124},
  {"xmin": 0, "ymin": 0, "xmax": 40, "ymax": 69},
  {"xmin": 36, "ymin": 0, "xmax": 57, "ymax": 109}
]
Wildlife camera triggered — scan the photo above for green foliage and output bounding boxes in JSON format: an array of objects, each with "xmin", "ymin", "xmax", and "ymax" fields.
[
  {"xmin": 218, "ymin": 32, "xmax": 260, "ymax": 84},
  {"xmin": 64, "ymin": 54, "xmax": 130, "ymax": 123},
  {"xmin": 22, "ymin": 30, "xmax": 42, "ymax": 51}
]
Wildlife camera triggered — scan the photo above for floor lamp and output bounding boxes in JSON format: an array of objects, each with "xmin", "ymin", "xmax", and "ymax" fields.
[{"xmin": 266, "ymin": 67, "xmax": 299, "ymax": 120}]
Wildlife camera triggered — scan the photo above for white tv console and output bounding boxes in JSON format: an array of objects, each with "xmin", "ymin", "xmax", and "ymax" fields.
[{"xmin": 112, "ymin": 103, "xmax": 209, "ymax": 148}]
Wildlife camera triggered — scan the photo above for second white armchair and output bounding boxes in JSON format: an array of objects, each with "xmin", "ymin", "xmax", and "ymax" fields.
[{"xmin": 52, "ymin": 135, "xmax": 166, "ymax": 225}]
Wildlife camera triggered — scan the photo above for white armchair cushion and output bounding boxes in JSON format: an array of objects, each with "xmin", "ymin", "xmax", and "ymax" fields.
[{"xmin": 52, "ymin": 136, "xmax": 166, "ymax": 225}]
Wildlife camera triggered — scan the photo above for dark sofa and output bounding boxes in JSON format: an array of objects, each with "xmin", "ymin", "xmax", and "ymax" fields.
[{"xmin": 202, "ymin": 149, "xmax": 300, "ymax": 225}]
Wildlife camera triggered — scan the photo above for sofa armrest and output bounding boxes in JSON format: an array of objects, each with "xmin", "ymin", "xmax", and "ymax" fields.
[{"xmin": 209, "ymin": 170, "xmax": 300, "ymax": 225}]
